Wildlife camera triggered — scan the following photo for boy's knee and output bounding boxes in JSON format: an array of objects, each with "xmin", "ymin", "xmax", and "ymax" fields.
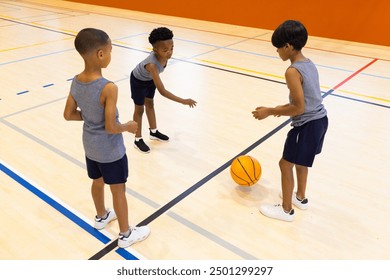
[
  {"xmin": 144, "ymin": 98, "xmax": 154, "ymax": 110},
  {"xmin": 279, "ymin": 158, "xmax": 293, "ymax": 170},
  {"xmin": 134, "ymin": 105, "xmax": 145, "ymax": 115}
]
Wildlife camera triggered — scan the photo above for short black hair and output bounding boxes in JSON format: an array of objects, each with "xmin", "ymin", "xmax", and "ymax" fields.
[
  {"xmin": 74, "ymin": 28, "xmax": 110, "ymax": 55},
  {"xmin": 148, "ymin": 27, "xmax": 174, "ymax": 45},
  {"xmin": 271, "ymin": 20, "xmax": 308, "ymax": 51}
]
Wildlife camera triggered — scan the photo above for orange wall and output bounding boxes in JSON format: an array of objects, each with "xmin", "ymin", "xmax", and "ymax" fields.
[{"xmin": 69, "ymin": 0, "xmax": 390, "ymax": 46}]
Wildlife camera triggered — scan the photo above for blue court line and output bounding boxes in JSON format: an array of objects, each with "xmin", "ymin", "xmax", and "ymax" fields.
[
  {"xmin": 0, "ymin": 162, "xmax": 138, "ymax": 260},
  {"xmin": 16, "ymin": 90, "xmax": 29, "ymax": 95},
  {"xmin": 173, "ymin": 39, "xmax": 390, "ymax": 80},
  {"xmin": 43, "ymin": 83, "xmax": 54, "ymax": 88},
  {"xmin": 329, "ymin": 92, "xmax": 390, "ymax": 109}
]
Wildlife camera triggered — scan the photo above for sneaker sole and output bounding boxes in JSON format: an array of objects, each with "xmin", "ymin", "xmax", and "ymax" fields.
[
  {"xmin": 149, "ymin": 136, "xmax": 169, "ymax": 142},
  {"xmin": 133, "ymin": 143, "xmax": 150, "ymax": 153}
]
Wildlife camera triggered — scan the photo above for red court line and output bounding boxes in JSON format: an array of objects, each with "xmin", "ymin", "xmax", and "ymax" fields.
[{"xmin": 332, "ymin": 58, "xmax": 378, "ymax": 90}]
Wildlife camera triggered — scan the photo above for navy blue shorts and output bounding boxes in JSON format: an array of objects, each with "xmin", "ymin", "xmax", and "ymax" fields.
[
  {"xmin": 283, "ymin": 116, "xmax": 328, "ymax": 167},
  {"xmin": 130, "ymin": 72, "xmax": 156, "ymax": 105},
  {"xmin": 86, "ymin": 155, "xmax": 128, "ymax": 184}
]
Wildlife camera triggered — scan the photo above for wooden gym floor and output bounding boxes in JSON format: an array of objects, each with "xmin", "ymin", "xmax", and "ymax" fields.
[{"xmin": 0, "ymin": 0, "xmax": 389, "ymax": 260}]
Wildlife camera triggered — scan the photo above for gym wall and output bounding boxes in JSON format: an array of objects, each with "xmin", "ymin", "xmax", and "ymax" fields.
[{"xmin": 68, "ymin": 0, "xmax": 390, "ymax": 46}]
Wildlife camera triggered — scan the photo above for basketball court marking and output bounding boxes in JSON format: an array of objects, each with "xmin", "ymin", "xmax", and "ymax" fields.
[
  {"xmin": 328, "ymin": 93, "xmax": 390, "ymax": 109},
  {"xmin": 2, "ymin": 15, "xmax": 386, "ymax": 104},
  {"xmin": 28, "ymin": 0, "xmax": 387, "ymax": 63},
  {"xmin": 2, "ymin": 0, "xmax": 390, "ymax": 64},
  {"xmin": 0, "ymin": 160, "xmax": 143, "ymax": 260}
]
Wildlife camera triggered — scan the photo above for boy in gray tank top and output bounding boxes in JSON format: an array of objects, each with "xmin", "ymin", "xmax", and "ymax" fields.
[
  {"xmin": 130, "ymin": 27, "xmax": 197, "ymax": 153},
  {"xmin": 252, "ymin": 20, "xmax": 328, "ymax": 222},
  {"xmin": 64, "ymin": 28, "xmax": 150, "ymax": 248}
]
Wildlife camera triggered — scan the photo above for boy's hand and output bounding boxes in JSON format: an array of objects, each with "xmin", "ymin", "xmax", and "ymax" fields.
[
  {"xmin": 183, "ymin": 99, "xmax": 197, "ymax": 108},
  {"xmin": 252, "ymin": 107, "xmax": 270, "ymax": 120},
  {"xmin": 125, "ymin": 121, "xmax": 138, "ymax": 134}
]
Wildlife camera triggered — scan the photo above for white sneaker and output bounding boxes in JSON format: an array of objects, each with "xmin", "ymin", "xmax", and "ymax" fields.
[
  {"xmin": 259, "ymin": 204, "xmax": 295, "ymax": 222},
  {"xmin": 118, "ymin": 225, "xmax": 151, "ymax": 248},
  {"xmin": 94, "ymin": 208, "xmax": 117, "ymax": 230},
  {"xmin": 279, "ymin": 192, "xmax": 308, "ymax": 210}
]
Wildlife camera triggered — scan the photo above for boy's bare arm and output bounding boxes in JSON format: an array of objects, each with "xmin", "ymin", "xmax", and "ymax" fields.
[
  {"xmin": 103, "ymin": 83, "xmax": 137, "ymax": 134},
  {"xmin": 252, "ymin": 68, "xmax": 304, "ymax": 120},
  {"xmin": 63, "ymin": 93, "xmax": 82, "ymax": 121},
  {"xmin": 147, "ymin": 63, "xmax": 197, "ymax": 107}
]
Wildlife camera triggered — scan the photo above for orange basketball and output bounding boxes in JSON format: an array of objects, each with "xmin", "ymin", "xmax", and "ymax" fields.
[{"xmin": 230, "ymin": 155, "xmax": 262, "ymax": 186}]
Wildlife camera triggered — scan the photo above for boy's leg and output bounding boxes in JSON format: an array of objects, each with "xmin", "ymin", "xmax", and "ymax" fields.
[
  {"xmin": 258, "ymin": 158, "xmax": 295, "ymax": 222},
  {"xmin": 91, "ymin": 177, "xmax": 106, "ymax": 218},
  {"xmin": 295, "ymin": 164, "xmax": 308, "ymax": 200},
  {"xmin": 133, "ymin": 104, "xmax": 151, "ymax": 153},
  {"xmin": 144, "ymin": 97, "xmax": 157, "ymax": 129},
  {"xmin": 109, "ymin": 183, "xmax": 129, "ymax": 233},
  {"xmin": 133, "ymin": 104, "xmax": 145, "ymax": 138},
  {"xmin": 279, "ymin": 158, "xmax": 294, "ymax": 211},
  {"xmin": 145, "ymin": 97, "xmax": 169, "ymax": 142}
]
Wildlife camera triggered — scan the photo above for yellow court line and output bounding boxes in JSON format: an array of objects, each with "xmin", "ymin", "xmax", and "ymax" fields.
[
  {"xmin": 196, "ymin": 58, "xmax": 285, "ymax": 79},
  {"xmin": 0, "ymin": 15, "xmax": 76, "ymax": 52},
  {"xmin": 0, "ymin": 37, "xmax": 73, "ymax": 52},
  {"xmin": 2, "ymin": 13, "xmax": 389, "ymax": 104},
  {"xmin": 31, "ymin": 21, "xmax": 77, "ymax": 36},
  {"xmin": 197, "ymin": 59, "xmax": 390, "ymax": 103},
  {"xmin": 0, "ymin": 14, "xmax": 77, "ymax": 35},
  {"xmin": 334, "ymin": 89, "xmax": 390, "ymax": 103}
]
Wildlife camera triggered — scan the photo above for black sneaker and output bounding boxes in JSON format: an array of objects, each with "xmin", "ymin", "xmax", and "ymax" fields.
[
  {"xmin": 134, "ymin": 139, "xmax": 150, "ymax": 153},
  {"xmin": 149, "ymin": 129, "xmax": 169, "ymax": 142}
]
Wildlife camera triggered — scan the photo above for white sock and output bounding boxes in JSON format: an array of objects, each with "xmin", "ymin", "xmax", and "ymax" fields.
[
  {"xmin": 150, "ymin": 128, "xmax": 157, "ymax": 133},
  {"xmin": 135, "ymin": 137, "xmax": 142, "ymax": 141},
  {"xmin": 120, "ymin": 228, "xmax": 131, "ymax": 237}
]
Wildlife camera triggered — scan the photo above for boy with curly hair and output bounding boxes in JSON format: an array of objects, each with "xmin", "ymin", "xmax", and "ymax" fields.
[{"xmin": 130, "ymin": 27, "xmax": 197, "ymax": 153}]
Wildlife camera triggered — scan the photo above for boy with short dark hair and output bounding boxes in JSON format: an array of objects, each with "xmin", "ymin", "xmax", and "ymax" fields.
[
  {"xmin": 64, "ymin": 28, "xmax": 150, "ymax": 247},
  {"xmin": 252, "ymin": 20, "xmax": 328, "ymax": 222}
]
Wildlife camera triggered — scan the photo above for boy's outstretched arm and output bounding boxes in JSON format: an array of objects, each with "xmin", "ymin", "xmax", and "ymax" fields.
[{"xmin": 147, "ymin": 63, "xmax": 197, "ymax": 108}]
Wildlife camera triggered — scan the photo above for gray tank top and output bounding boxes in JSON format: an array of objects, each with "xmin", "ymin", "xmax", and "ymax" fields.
[
  {"xmin": 70, "ymin": 76, "xmax": 125, "ymax": 163},
  {"xmin": 289, "ymin": 59, "xmax": 327, "ymax": 126},
  {"xmin": 132, "ymin": 51, "xmax": 165, "ymax": 81}
]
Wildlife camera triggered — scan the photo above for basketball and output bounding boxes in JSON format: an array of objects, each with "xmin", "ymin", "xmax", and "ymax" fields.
[{"xmin": 230, "ymin": 155, "xmax": 262, "ymax": 186}]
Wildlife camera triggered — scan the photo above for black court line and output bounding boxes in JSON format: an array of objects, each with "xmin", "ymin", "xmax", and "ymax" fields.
[
  {"xmin": 0, "ymin": 17, "xmax": 74, "ymax": 37},
  {"xmin": 89, "ymin": 118, "xmax": 292, "ymax": 260}
]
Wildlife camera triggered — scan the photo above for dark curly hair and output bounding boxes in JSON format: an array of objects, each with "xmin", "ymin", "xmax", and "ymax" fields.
[
  {"xmin": 148, "ymin": 27, "xmax": 174, "ymax": 45},
  {"xmin": 271, "ymin": 20, "xmax": 308, "ymax": 51},
  {"xmin": 74, "ymin": 28, "xmax": 109, "ymax": 55}
]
